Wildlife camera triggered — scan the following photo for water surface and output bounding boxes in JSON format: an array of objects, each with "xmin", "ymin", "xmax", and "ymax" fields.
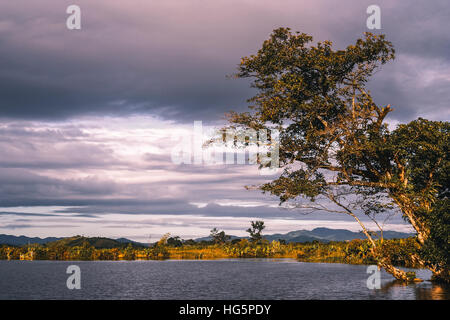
[{"xmin": 0, "ymin": 259, "xmax": 448, "ymax": 300}]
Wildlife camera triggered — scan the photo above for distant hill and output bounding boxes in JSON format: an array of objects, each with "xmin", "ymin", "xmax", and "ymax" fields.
[
  {"xmin": 1, "ymin": 228, "xmax": 413, "ymax": 247},
  {"xmin": 0, "ymin": 234, "xmax": 63, "ymax": 246},
  {"xmin": 195, "ymin": 227, "xmax": 414, "ymax": 243},
  {"xmin": 46, "ymin": 236, "xmax": 147, "ymax": 249},
  {"xmin": 0, "ymin": 234, "xmax": 146, "ymax": 248},
  {"xmin": 263, "ymin": 228, "xmax": 413, "ymax": 243}
]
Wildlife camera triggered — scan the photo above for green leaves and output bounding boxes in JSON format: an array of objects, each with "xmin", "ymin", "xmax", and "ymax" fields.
[
  {"xmin": 229, "ymin": 28, "xmax": 449, "ymax": 281},
  {"xmin": 419, "ymin": 199, "xmax": 450, "ymax": 280},
  {"xmin": 390, "ymin": 118, "xmax": 449, "ymax": 196},
  {"xmin": 231, "ymin": 28, "xmax": 399, "ymax": 202},
  {"xmin": 246, "ymin": 221, "xmax": 266, "ymax": 243},
  {"xmin": 261, "ymin": 169, "xmax": 325, "ymax": 202}
]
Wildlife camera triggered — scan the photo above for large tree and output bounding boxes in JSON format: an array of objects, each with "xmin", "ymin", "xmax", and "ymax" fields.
[{"xmin": 227, "ymin": 28, "xmax": 449, "ymax": 282}]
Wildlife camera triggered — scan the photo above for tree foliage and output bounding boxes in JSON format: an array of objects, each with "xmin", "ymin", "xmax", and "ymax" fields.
[
  {"xmin": 227, "ymin": 27, "xmax": 449, "ymax": 282},
  {"xmin": 419, "ymin": 199, "xmax": 450, "ymax": 281},
  {"xmin": 210, "ymin": 228, "xmax": 231, "ymax": 244},
  {"xmin": 246, "ymin": 221, "xmax": 266, "ymax": 243}
]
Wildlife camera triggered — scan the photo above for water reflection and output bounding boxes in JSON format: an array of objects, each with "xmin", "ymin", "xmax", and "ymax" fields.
[{"xmin": 380, "ymin": 280, "xmax": 450, "ymax": 300}]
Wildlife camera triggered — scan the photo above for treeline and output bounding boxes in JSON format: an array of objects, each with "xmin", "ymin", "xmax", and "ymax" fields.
[
  {"xmin": 0, "ymin": 222, "xmax": 422, "ymax": 267},
  {"xmin": 0, "ymin": 237, "xmax": 420, "ymax": 268}
]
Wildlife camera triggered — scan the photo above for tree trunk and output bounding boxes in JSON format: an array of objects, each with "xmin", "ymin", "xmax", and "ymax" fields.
[
  {"xmin": 329, "ymin": 194, "xmax": 419, "ymax": 283},
  {"xmin": 377, "ymin": 259, "xmax": 409, "ymax": 281},
  {"xmin": 350, "ymin": 212, "xmax": 411, "ymax": 282},
  {"xmin": 391, "ymin": 194, "xmax": 429, "ymax": 245}
]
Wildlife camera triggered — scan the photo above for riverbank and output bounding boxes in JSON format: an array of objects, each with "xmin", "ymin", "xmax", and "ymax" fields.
[{"xmin": 0, "ymin": 238, "xmax": 421, "ymax": 268}]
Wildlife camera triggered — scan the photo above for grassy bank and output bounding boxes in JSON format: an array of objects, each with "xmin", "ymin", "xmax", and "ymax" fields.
[{"xmin": 0, "ymin": 237, "xmax": 420, "ymax": 268}]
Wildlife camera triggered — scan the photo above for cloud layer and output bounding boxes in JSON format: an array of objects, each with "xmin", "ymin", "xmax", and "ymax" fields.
[
  {"xmin": 0, "ymin": 116, "xmax": 411, "ymax": 239},
  {"xmin": 0, "ymin": 0, "xmax": 448, "ymax": 122},
  {"xmin": 0, "ymin": 1, "xmax": 448, "ymax": 239}
]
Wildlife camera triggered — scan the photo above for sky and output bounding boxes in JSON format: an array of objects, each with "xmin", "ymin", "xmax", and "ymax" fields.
[{"xmin": 0, "ymin": 0, "xmax": 449, "ymax": 241}]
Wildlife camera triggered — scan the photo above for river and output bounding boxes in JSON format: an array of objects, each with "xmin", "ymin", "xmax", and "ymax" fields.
[{"xmin": 0, "ymin": 259, "xmax": 448, "ymax": 299}]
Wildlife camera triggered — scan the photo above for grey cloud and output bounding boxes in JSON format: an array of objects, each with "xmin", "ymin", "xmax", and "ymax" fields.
[
  {"xmin": 0, "ymin": 168, "xmax": 120, "ymax": 200},
  {"xmin": 0, "ymin": 1, "xmax": 448, "ymax": 123},
  {"xmin": 0, "ymin": 0, "xmax": 444, "ymax": 237},
  {"xmin": 0, "ymin": 211, "xmax": 57, "ymax": 217},
  {"xmin": 1, "ymin": 224, "xmax": 80, "ymax": 229},
  {"xmin": 0, "ymin": 123, "xmax": 123, "ymax": 169}
]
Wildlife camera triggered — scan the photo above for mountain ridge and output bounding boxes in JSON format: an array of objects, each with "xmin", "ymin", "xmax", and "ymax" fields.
[
  {"xmin": 0, "ymin": 227, "xmax": 414, "ymax": 246},
  {"xmin": 195, "ymin": 227, "xmax": 413, "ymax": 243},
  {"xmin": 0, "ymin": 234, "xmax": 142, "ymax": 247}
]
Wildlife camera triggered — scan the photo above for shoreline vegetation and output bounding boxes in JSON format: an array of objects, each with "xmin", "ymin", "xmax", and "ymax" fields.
[{"xmin": 0, "ymin": 235, "xmax": 421, "ymax": 272}]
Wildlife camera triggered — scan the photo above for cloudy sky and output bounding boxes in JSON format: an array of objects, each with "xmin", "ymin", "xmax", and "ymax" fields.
[{"xmin": 0, "ymin": 0, "xmax": 448, "ymax": 241}]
